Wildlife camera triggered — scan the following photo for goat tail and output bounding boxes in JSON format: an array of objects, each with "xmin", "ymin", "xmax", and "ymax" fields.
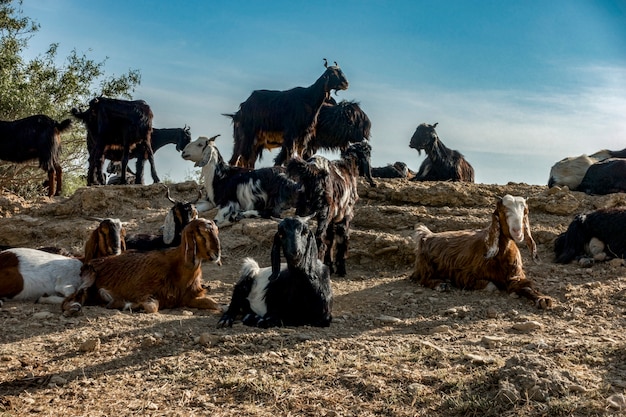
[
  {"xmin": 240, "ymin": 257, "xmax": 261, "ymax": 279},
  {"xmin": 270, "ymin": 232, "xmax": 282, "ymax": 281},
  {"xmin": 56, "ymin": 119, "xmax": 72, "ymax": 133},
  {"xmin": 413, "ymin": 224, "xmax": 432, "ymax": 241}
]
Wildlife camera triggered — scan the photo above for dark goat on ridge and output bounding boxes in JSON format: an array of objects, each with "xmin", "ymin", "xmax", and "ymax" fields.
[
  {"xmin": 287, "ymin": 140, "xmax": 374, "ymax": 276},
  {"xmin": 302, "ymin": 99, "xmax": 371, "ymax": 159},
  {"xmin": 226, "ymin": 59, "xmax": 349, "ymax": 168},
  {"xmin": 72, "ymin": 97, "xmax": 156, "ymax": 186},
  {"xmin": 124, "ymin": 186, "xmax": 199, "ymax": 251},
  {"xmin": 410, "ymin": 195, "xmax": 552, "ymax": 309},
  {"xmin": 554, "ymin": 207, "xmax": 626, "ymax": 264},
  {"xmin": 181, "ymin": 135, "xmax": 301, "ymax": 225},
  {"xmin": 409, "ymin": 122, "xmax": 474, "ymax": 182},
  {"xmin": 0, "ymin": 114, "xmax": 72, "ymax": 196},
  {"xmin": 576, "ymin": 158, "xmax": 626, "ymax": 195},
  {"xmin": 371, "ymin": 161, "xmax": 414, "ymax": 179},
  {"xmin": 217, "ymin": 215, "xmax": 333, "ymax": 328}
]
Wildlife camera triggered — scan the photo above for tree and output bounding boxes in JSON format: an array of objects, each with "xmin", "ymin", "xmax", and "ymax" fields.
[{"xmin": 0, "ymin": 0, "xmax": 141, "ymax": 197}]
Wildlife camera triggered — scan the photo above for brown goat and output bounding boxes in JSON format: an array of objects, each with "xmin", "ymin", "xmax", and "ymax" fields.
[
  {"xmin": 410, "ymin": 195, "xmax": 552, "ymax": 309},
  {"xmin": 62, "ymin": 219, "xmax": 221, "ymax": 315}
]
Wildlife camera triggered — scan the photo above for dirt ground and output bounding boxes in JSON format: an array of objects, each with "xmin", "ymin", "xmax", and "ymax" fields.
[{"xmin": 1, "ymin": 179, "xmax": 626, "ymax": 416}]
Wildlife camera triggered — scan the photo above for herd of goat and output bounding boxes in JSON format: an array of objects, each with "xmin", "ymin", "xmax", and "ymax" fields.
[{"xmin": 0, "ymin": 59, "xmax": 625, "ymax": 326}]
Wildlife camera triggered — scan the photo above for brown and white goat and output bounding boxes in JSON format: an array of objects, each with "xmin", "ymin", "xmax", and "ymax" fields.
[
  {"xmin": 62, "ymin": 219, "xmax": 222, "ymax": 315},
  {"xmin": 0, "ymin": 218, "xmax": 125, "ymax": 305},
  {"xmin": 410, "ymin": 195, "xmax": 552, "ymax": 309}
]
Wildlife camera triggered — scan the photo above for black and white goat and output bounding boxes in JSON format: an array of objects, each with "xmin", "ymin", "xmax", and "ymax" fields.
[
  {"xmin": 547, "ymin": 148, "xmax": 626, "ymax": 189},
  {"xmin": 576, "ymin": 158, "xmax": 626, "ymax": 195},
  {"xmin": 217, "ymin": 215, "xmax": 333, "ymax": 328},
  {"xmin": 0, "ymin": 114, "xmax": 72, "ymax": 196},
  {"xmin": 286, "ymin": 140, "xmax": 374, "ymax": 276},
  {"xmin": 226, "ymin": 59, "xmax": 349, "ymax": 168},
  {"xmin": 409, "ymin": 122, "xmax": 475, "ymax": 182},
  {"xmin": 554, "ymin": 207, "xmax": 626, "ymax": 264},
  {"xmin": 410, "ymin": 195, "xmax": 552, "ymax": 309},
  {"xmin": 124, "ymin": 186, "xmax": 199, "ymax": 250},
  {"xmin": 181, "ymin": 135, "xmax": 301, "ymax": 226},
  {"xmin": 0, "ymin": 218, "xmax": 125, "ymax": 305}
]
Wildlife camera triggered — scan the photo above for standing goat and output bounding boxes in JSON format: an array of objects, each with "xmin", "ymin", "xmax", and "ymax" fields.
[
  {"xmin": 0, "ymin": 218, "xmax": 125, "ymax": 305},
  {"xmin": 218, "ymin": 215, "xmax": 333, "ymax": 328},
  {"xmin": 286, "ymin": 141, "xmax": 374, "ymax": 276},
  {"xmin": 302, "ymin": 99, "xmax": 371, "ymax": 159},
  {"xmin": 72, "ymin": 97, "xmax": 156, "ymax": 185},
  {"xmin": 409, "ymin": 122, "xmax": 474, "ymax": 182},
  {"xmin": 0, "ymin": 114, "xmax": 72, "ymax": 196},
  {"xmin": 124, "ymin": 186, "xmax": 199, "ymax": 250},
  {"xmin": 181, "ymin": 135, "xmax": 301, "ymax": 225},
  {"xmin": 62, "ymin": 219, "xmax": 222, "ymax": 315},
  {"xmin": 105, "ymin": 126, "xmax": 192, "ymax": 185},
  {"xmin": 410, "ymin": 195, "xmax": 552, "ymax": 309},
  {"xmin": 554, "ymin": 207, "xmax": 626, "ymax": 264},
  {"xmin": 226, "ymin": 59, "xmax": 349, "ymax": 168}
]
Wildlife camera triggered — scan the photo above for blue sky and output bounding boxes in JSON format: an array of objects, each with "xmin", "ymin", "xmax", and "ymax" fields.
[{"xmin": 20, "ymin": 0, "xmax": 626, "ymax": 185}]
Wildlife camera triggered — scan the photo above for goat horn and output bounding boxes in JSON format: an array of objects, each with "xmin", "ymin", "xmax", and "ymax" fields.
[
  {"xmin": 300, "ymin": 213, "xmax": 317, "ymax": 223},
  {"xmin": 208, "ymin": 134, "xmax": 221, "ymax": 143},
  {"xmin": 162, "ymin": 184, "xmax": 176, "ymax": 204},
  {"xmin": 84, "ymin": 216, "xmax": 105, "ymax": 222},
  {"xmin": 323, "ymin": 58, "xmax": 328, "ymax": 68},
  {"xmin": 334, "ymin": 61, "xmax": 338, "ymax": 66}
]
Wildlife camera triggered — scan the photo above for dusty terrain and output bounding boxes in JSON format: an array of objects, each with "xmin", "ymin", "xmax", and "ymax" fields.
[{"xmin": 1, "ymin": 179, "xmax": 625, "ymax": 416}]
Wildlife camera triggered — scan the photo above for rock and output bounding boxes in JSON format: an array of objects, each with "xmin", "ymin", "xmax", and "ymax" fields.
[
  {"xmin": 32, "ymin": 311, "xmax": 55, "ymax": 320},
  {"xmin": 607, "ymin": 393, "xmax": 626, "ymax": 410},
  {"xmin": 464, "ymin": 353, "xmax": 496, "ymax": 365},
  {"xmin": 512, "ymin": 321, "xmax": 542, "ymax": 332},
  {"xmin": 430, "ymin": 325, "xmax": 451, "ymax": 334},
  {"xmin": 198, "ymin": 333, "xmax": 218, "ymax": 346},
  {"xmin": 481, "ymin": 336, "xmax": 504, "ymax": 348},
  {"xmin": 79, "ymin": 338, "xmax": 101, "ymax": 353},
  {"xmin": 49, "ymin": 375, "xmax": 67, "ymax": 386},
  {"xmin": 378, "ymin": 314, "xmax": 402, "ymax": 323}
]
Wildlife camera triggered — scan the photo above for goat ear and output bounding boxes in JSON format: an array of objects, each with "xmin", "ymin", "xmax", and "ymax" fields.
[
  {"xmin": 484, "ymin": 210, "xmax": 501, "ymax": 259},
  {"xmin": 523, "ymin": 213, "xmax": 539, "ymax": 263},
  {"xmin": 183, "ymin": 228, "xmax": 198, "ymax": 267},
  {"xmin": 270, "ymin": 232, "xmax": 282, "ymax": 281},
  {"xmin": 83, "ymin": 228, "xmax": 99, "ymax": 263},
  {"xmin": 162, "ymin": 210, "xmax": 176, "ymax": 245}
]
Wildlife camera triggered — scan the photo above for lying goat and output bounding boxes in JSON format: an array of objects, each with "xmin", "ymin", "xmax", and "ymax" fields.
[
  {"xmin": 218, "ymin": 215, "xmax": 333, "ymax": 328},
  {"xmin": 554, "ymin": 207, "xmax": 626, "ymax": 264},
  {"xmin": 62, "ymin": 219, "xmax": 221, "ymax": 315},
  {"xmin": 410, "ymin": 195, "xmax": 552, "ymax": 309},
  {"xmin": 181, "ymin": 135, "xmax": 300, "ymax": 225},
  {"xmin": 125, "ymin": 186, "xmax": 199, "ymax": 250},
  {"xmin": 0, "ymin": 219, "xmax": 125, "ymax": 305}
]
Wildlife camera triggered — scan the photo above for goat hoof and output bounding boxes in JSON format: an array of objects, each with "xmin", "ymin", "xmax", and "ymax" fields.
[
  {"xmin": 536, "ymin": 297, "xmax": 554, "ymax": 309},
  {"xmin": 436, "ymin": 283, "xmax": 451, "ymax": 292}
]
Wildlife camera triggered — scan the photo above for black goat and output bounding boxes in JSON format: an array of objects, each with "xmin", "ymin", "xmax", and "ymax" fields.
[
  {"xmin": 302, "ymin": 100, "xmax": 371, "ymax": 159},
  {"xmin": 554, "ymin": 207, "xmax": 626, "ymax": 264},
  {"xmin": 286, "ymin": 141, "xmax": 374, "ymax": 276},
  {"xmin": 124, "ymin": 186, "xmax": 199, "ymax": 250},
  {"xmin": 72, "ymin": 97, "xmax": 156, "ymax": 185},
  {"xmin": 371, "ymin": 161, "xmax": 414, "ymax": 179},
  {"xmin": 181, "ymin": 135, "xmax": 301, "ymax": 225},
  {"xmin": 226, "ymin": 59, "xmax": 349, "ymax": 168},
  {"xmin": 217, "ymin": 215, "xmax": 333, "ymax": 328},
  {"xmin": 576, "ymin": 158, "xmax": 626, "ymax": 195},
  {"xmin": 0, "ymin": 115, "xmax": 72, "ymax": 196},
  {"xmin": 409, "ymin": 122, "xmax": 475, "ymax": 182}
]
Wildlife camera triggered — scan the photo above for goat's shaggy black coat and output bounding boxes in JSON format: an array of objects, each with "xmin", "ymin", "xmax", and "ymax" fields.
[
  {"xmin": 371, "ymin": 161, "xmax": 413, "ymax": 178},
  {"xmin": 104, "ymin": 126, "xmax": 192, "ymax": 162},
  {"xmin": 554, "ymin": 207, "xmax": 626, "ymax": 263},
  {"xmin": 0, "ymin": 114, "xmax": 72, "ymax": 196},
  {"xmin": 409, "ymin": 122, "xmax": 474, "ymax": 182},
  {"xmin": 227, "ymin": 61, "xmax": 349, "ymax": 168},
  {"xmin": 287, "ymin": 141, "xmax": 374, "ymax": 276},
  {"xmin": 217, "ymin": 216, "xmax": 333, "ymax": 328},
  {"xmin": 72, "ymin": 97, "xmax": 156, "ymax": 185},
  {"xmin": 577, "ymin": 158, "xmax": 626, "ymax": 195}
]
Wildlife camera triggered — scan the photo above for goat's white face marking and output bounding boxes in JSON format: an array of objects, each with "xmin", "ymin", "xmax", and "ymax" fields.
[{"xmin": 502, "ymin": 194, "xmax": 526, "ymax": 244}]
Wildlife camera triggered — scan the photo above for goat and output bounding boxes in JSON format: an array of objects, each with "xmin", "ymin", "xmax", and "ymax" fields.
[
  {"xmin": 0, "ymin": 218, "xmax": 125, "ymax": 305},
  {"xmin": 286, "ymin": 140, "xmax": 374, "ymax": 276},
  {"xmin": 226, "ymin": 59, "xmax": 349, "ymax": 168},
  {"xmin": 0, "ymin": 114, "xmax": 72, "ymax": 196},
  {"xmin": 181, "ymin": 135, "xmax": 301, "ymax": 225},
  {"xmin": 124, "ymin": 186, "xmax": 199, "ymax": 250},
  {"xmin": 576, "ymin": 158, "xmax": 626, "ymax": 195},
  {"xmin": 104, "ymin": 126, "xmax": 192, "ymax": 185},
  {"xmin": 371, "ymin": 161, "xmax": 414, "ymax": 179},
  {"xmin": 547, "ymin": 148, "xmax": 626, "ymax": 189},
  {"xmin": 410, "ymin": 195, "xmax": 552, "ymax": 309},
  {"xmin": 409, "ymin": 122, "xmax": 475, "ymax": 182},
  {"xmin": 302, "ymin": 99, "xmax": 371, "ymax": 159},
  {"xmin": 217, "ymin": 215, "xmax": 333, "ymax": 328},
  {"xmin": 72, "ymin": 97, "xmax": 156, "ymax": 185},
  {"xmin": 61, "ymin": 219, "xmax": 221, "ymax": 315},
  {"xmin": 554, "ymin": 207, "xmax": 626, "ymax": 264}
]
